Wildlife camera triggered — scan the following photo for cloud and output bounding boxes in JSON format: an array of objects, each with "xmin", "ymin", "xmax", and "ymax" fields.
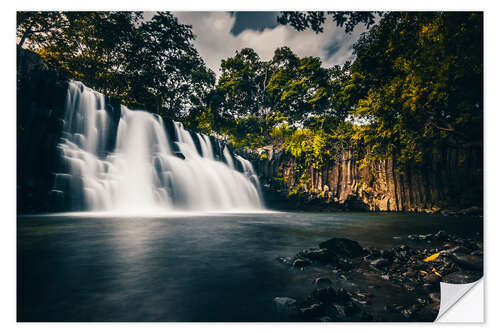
[{"xmin": 173, "ymin": 12, "xmax": 365, "ymax": 78}]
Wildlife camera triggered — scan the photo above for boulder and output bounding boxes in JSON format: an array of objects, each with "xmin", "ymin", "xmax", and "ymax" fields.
[
  {"xmin": 452, "ymin": 254, "xmax": 483, "ymax": 271},
  {"xmin": 370, "ymin": 258, "xmax": 390, "ymax": 269},
  {"xmin": 313, "ymin": 277, "xmax": 332, "ymax": 288},
  {"xmin": 442, "ymin": 271, "xmax": 482, "ymax": 284},
  {"xmin": 318, "ymin": 238, "xmax": 364, "ymax": 258},
  {"xmin": 292, "ymin": 258, "xmax": 311, "ymax": 269},
  {"xmin": 273, "ymin": 297, "xmax": 297, "ymax": 314}
]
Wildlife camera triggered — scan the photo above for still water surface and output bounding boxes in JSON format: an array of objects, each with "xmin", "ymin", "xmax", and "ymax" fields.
[{"xmin": 17, "ymin": 211, "xmax": 482, "ymax": 321}]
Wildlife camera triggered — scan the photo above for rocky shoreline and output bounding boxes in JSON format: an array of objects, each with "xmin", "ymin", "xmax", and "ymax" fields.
[{"xmin": 273, "ymin": 230, "xmax": 483, "ymax": 321}]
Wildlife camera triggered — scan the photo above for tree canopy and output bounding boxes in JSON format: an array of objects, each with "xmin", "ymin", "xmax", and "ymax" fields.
[
  {"xmin": 17, "ymin": 11, "xmax": 215, "ymax": 121},
  {"xmin": 17, "ymin": 11, "xmax": 483, "ymax": 168}
]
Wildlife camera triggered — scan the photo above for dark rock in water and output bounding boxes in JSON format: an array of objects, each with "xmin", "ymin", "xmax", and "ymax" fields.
[
  {"xmin": 298, "ymin": 248, "xmax": 335, "ymax": 264},
  {"xmin": 318, "ymin": 238, "xmax": 364, "ymax": 258},
  {"xmin": 442, "ymin": 271, "xmax": 482, "ymax": 284},
  {"xmin": 276, "ymin": 256, "xmax": 293, "ymax": 265},
  {"xmin": 428, "ymin": 293, "xmax": 440, "ymax": 303},
  {"xmin": 273, "ymin": 297, "xmax": 297, "ymax": 314},
  {"xmin": 423, "ymin": 273, "xmax": 440, "ymax": 284},
  {"xmin": 311, "ymin": 287, "xmax": 350, "ymax": 304},
  {"xmin": 422, "ymin": 283, "xmax": 437, "ymax": 292},
  {"xmin": 292, "ymin": 258, "xmax": 311, "ymax": 269},
  {"xmin": 457, "ymin": 206, "xmax": 482, "ymax": 215},
  {"xmin": 313, "ymin": 277, "xmax": 332, "ymax": 288},
  {"xmin": 299, "ymin": 303, "xmax": 322, "ymax": 318},
  {"xmin": 434, "ymin": 230, "xmax": 448, "ymax": 241},
  {"xmin": 441, "ymin": 246, "xmax": 468, "ymax": 255},
  {"xmin": 452, "ymin": 254, "xmax": 483, "ymax": 271},
  {"xmin": 370, "ymin": 258, "xmax": 390, "ymax": 269}
]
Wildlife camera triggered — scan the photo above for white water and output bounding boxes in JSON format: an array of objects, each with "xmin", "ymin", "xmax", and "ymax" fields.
[{"xmin": 52, "ymin": 81, "xmax": 263, "ymax": 213}]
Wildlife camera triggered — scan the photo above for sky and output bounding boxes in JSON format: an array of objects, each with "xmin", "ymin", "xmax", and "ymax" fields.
[{"xmin": 165, "ymin": 12, "xmax": 366, "ymax": 78}]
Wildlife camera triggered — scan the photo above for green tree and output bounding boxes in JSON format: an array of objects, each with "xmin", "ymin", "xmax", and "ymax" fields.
[{"xmin": 18, "ymin": 11, "xmax": 215, "ymax": 121}]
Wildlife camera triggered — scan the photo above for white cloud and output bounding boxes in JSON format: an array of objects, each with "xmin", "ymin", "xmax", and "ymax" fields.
[{"xmin": 173, "ymin": 12, "xmax": 364, "ymax": 78}]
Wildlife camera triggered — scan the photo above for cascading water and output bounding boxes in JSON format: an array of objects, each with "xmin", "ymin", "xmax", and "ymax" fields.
[{"xmin": 51, "ymin": 81, "xmax": 263, "ymax": 213}]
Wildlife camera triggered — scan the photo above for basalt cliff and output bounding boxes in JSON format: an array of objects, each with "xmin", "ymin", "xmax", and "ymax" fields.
[{"xmin": 246, "ymin": 145, "xmax": 482, "ymax": 213}]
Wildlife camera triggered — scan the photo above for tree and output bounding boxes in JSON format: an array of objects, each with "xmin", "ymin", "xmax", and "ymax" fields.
[
  {"xmin": 17, "ymin": 11, "xmax": 215, "ymax": 121},
  {"xmin": 278, "ymin": 11, "xmax": 382, "ymax": 33},
  {"xmin": 350, "ymin": 12, "xmax": 483, "ymax": 162}
]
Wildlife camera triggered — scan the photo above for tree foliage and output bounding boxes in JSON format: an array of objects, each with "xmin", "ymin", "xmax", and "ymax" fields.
[{"xmin": 17, "ymin": 11, "xmax": 215, "ymax": 121}]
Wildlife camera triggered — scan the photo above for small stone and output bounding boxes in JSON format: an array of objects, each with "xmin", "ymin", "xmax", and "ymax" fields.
[{"xmin": 273, "ymin": 297, "xmax": 297, "ymax": 314}]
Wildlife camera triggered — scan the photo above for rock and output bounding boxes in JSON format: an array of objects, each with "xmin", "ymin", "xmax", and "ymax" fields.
[
  {"xmin": 298, "ymin": 248, "xmax": 335, "ymax": 264},
  {"xmin": 299, "ymin": 303, "xmax": 322, "ymax": 318},
  {"xmin": 434, "ymin": 230, "xmax": 448, "ymax": 241},
  {"xmin": 318, "ymin": 238, "xmax": 364, "ymax": 258},
  {"xmin": 428, "ymin": 293, "xmax": 440, "ymax": 303},
  {"xmin": 277, "ymin": 256, "xmax": 292, "ymax": 265},
  {"xmin": 403, "ymin": 269, "xmax": 416, "ymax": 278},
  {"xmin": 292, "ymin": 258, "xmax": 311, "ymax": 269},
  {"xmin": 422, "ymin": 283, "xmax": 436, "ymax": 292},
  {"xmin": 273, "ymin": 297, "xmax": 297, "ymax": 314},
  {"xmin": 370, "ymin": 258, "xmax": 390, "ymax": 269},
  {"xmin": 311, "ymin": 287, "xmax": 350, "ymax": 304},
  {"xmin": 442, "ymin": 271, "xmax": 483, "ymax": 284},
  {"xmin": 452, "ymin": 254, "xmax": 483, "ymax": 271},
  {"xmin": 313, "ymin": 277, "xmax": 332, "ymax": 288},
  {"xmin": 423, "ymin": 273, "xmax": 440, "ymax": 284},
  {"xmin": 441, "ymin": 246, "xmax": 468, "ymax": 255},
  {"xmin": 457, "ymin": 206, "xmax": 482, "ymax": 215}
]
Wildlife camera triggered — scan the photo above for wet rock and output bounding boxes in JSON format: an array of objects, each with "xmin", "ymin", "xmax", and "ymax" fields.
[
  {"xmin": 441, "ymin": 246, "xmax": 468, "ymax": 255},
  {"xmin": 310, "ymin": 287, "xmax": 350, "ymax": 304},
  {"xmin": 298, "ymin": 248, "xmax": 335, "ymax": 264},
  {"xmin": 318, "ymin": 238, "xmax": 364, "ymax": 258},
  {"xmin": 442, "ymin": 271, "xmax": 483, "ymax": 284},
  {"xmin": 370, "ymin": 258, "xmax": 390, "ymax": 269},
  {"xmin": 273, "ymin": 297, "xmax": 297, "ymax": 314},
  {"xmin": 402, "ymin": 269, "xmax": 417, "ymax": 278},
  {"xmin": 313, "ymin": 277, "xmax": 332, "ymax": 288},
  {"xmin": 434, "ymin": 230, "xmax": 448, "ymax": 241},
  {"xmin": 428, "ymin": 293, "xmax": 440, "ymax": 303},
  {"xmin": 422, "ymin": 283, "xmax": 436, "ymax": 292},
  {"xmin": 299, "ymin": 303, "xmax": 322, "ymax": 318},
  {"xmin": 452, "ymin": 254, "xmax": 483, "ymax": 271},
  {"xmin": 292, "ymin": 258, "xmax": 311, "ymax": 269},
  {"xmin": 422, "ymin": 273, "xmax": 440, "ymax": 284},
  {"xmin": 277, "ymin": 256, "xmax": 293, "ymax": 265},
  {"xmin": 457, "ymin": 206, "xmax": 482, "ymax": 215}
]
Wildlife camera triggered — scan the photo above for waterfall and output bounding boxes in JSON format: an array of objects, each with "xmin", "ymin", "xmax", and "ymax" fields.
[{"xmin": 51, "ymin": 81, "xmax": 263, "ymax": 213}]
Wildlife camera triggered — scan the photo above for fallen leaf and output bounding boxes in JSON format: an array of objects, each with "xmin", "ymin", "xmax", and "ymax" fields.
[
  {"xmin": 419, "ymin": 270, "xmax": 428, "ymax": 275},
  {"xmin": 423, "ymin": 252, "xmax": 440, "ymax": 262}
]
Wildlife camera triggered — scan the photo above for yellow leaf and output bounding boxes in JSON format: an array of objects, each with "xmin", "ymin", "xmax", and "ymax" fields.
[
  {"xmin": 419, "ymin": 270, "xmax": 428, "ymax": 275},
  {"xmin": 423, "ymin": 252, "xmax": 440, "ymax": 262}
]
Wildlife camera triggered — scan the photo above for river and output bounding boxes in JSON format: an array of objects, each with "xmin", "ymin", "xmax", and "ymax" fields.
[{"xmin": 17, "ymin": 211, "xmax": 482, "ymax": 321}]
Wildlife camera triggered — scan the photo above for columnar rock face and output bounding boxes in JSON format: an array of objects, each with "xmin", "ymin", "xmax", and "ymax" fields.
[{"xmin": 250, "ymin": 145, "xmax": 482, "ymax": 213}]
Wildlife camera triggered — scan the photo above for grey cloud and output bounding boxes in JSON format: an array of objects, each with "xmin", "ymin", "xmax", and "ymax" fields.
[{"xmin": 173, "ymin": 12, "xmax": 365, "ymax": 78}]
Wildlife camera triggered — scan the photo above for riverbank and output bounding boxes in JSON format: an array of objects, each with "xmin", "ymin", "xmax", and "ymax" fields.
[{"xmin": 274, "ymin": 230, "xmax": 483, "ymax": 321}]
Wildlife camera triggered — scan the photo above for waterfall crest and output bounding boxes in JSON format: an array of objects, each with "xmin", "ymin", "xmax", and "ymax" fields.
[{"xmin": 51, "ymin": 81, "xmax": 263, "ymax": 213}]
